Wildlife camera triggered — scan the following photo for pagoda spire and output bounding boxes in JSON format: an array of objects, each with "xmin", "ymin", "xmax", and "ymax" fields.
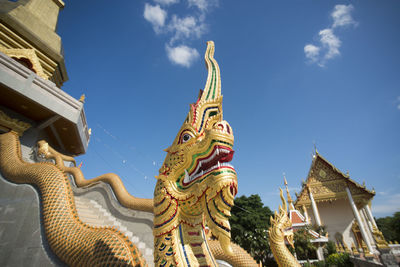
[{"xmin": 283, "ymin": 173, "xmax": 295, "ymax": 210}]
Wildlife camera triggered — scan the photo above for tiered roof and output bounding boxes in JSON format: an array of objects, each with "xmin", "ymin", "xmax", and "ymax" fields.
[{"xmin": 294, "ymin": 151, "xmax": 375, "ymax": 209}]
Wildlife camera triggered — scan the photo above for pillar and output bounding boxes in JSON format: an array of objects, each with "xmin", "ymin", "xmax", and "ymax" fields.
[
  {"xmin": 316, "ymin": 246, "xmax": 324, "ymax": 261},
  {"xmin": 345, "ymin": 187, "xmax": 374, "ymax": 253},
  {"xmin": 308, "ymin": 186, "xmax": 322, "ymax": 226},
  {"xmin": 364, "ymin": 204, "xmax": 378, "ymax": 228},
  {"xmin": 302, "ymin": 205, "xmax": 310, "ymax": 224}
]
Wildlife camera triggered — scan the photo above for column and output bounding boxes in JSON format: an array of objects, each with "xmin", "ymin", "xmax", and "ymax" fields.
[
  {"xmin": 308, "ymin": 186, "xmax": 322, "ymax": 226},
  {"xmin": 360, "ymin": 209, "xmax": 375, "ymax": 248},
  {"xmin": 345, "ymin": 187, "xmax": 374, "ymax": 253},
  {"xmin": 316, "ymin": 246, "xmax": 324, "ymax": 261},
  {"xmin": 364, "ymin": 204, "xmax": 378, "ymax": 228},
  {"xmin": 362, "ymin": 208, "xmax": 375, "ymax": 233},
  {"xmin": 302, "ymin": 205, "xmax": 310, "ymax": 224}
]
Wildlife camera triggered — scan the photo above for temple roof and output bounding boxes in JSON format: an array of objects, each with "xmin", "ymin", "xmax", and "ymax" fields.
[{"xmin": 294, "ymin": 151, "xmax": 375, "ymax": 208}]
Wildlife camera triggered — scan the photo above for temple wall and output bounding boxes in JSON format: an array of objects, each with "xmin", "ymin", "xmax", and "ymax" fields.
[
  {"xmin": 0, "ymin": 167, "xmax": 62, "ymax": 266},
  {"xmin": 315, "ymin": 199, "xmax": 357, "ymax": 248},
  {"xmin": 0, "ymin": 126, "xmax": 62, "ymax": 266}
]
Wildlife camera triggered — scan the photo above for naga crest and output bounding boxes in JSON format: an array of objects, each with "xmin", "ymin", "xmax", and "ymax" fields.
[
  {"xmin": 154, "ymin": 41, "xmax": 238, "ymax": 256},
  {"xmin": 269, "ymin": 189, "xmax": 295, "ymax": 248}
]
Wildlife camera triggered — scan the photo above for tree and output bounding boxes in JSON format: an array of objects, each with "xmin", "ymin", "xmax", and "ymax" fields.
[
  {"xmin": 376, "ymin": 212, "xmax": 400, "ymax": 243},
  {"xmin": 230, "ymin": 194, "xmax": 277, "ymax": 266},
  {"xmin": 292, "ymin": 227, "xmax": 317, "ymax": 260}
]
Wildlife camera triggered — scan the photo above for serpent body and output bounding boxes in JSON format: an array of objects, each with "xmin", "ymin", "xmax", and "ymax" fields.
[
  {"xmin": 0, "ymin": 131, "xmax": 146, "ymax": 266},
  {"xmin": 38, "ymin": 140, "xmax": 153, "ymax": 213}
]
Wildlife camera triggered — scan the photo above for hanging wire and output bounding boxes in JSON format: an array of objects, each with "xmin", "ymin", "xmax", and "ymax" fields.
[
  {"xmin": 93, "ymin": 124, "xmax": 156, "ymax": 181},
  {"xmin": 90, "ymin": 138, "xmax": 140, "ymax": 193},
  {"xmin": 96, "ymin": 123, "xmax": 162, "ymax": 167},
  {"xmin": 93, "ymin": 136, "xmax": 149, "ymax": 181}
]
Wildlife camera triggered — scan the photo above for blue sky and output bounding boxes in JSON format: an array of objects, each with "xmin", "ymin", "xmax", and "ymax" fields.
[{"xmin": 58, "ymin": 1, "xmax": 400, "ymax": 217}]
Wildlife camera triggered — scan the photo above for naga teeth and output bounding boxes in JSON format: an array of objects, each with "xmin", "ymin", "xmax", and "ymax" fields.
[
  {"xmin": 185, "ymin": 169, "xmax": 189, "ymax": 181},
  {"xmin": 216, "ymin": 148, "xmax": 220, "ymax": 156},
  {"xmin": 218, "ymin": 161, "xmax": 221, "ymax": 168}
]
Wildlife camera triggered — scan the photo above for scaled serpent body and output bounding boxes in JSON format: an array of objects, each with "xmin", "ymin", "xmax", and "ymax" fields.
[
  {"xmin": 0, "ymin": 132, "xmax": 146, "ymax": 266},
  {"xmin": 38, "ymin": 140, "xmax": 153, "ymax": 213}
]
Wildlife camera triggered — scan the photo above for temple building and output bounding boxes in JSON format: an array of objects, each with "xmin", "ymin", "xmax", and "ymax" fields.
[
  {"xmin": 294, "ymin": 151, "xmax": 390, "ymax": 260},
  {"xmin": 0, "ymin": 0, "xmax": 88, "ymax": 154}
]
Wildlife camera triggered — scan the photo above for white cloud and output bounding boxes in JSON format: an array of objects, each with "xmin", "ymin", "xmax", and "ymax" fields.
[
  {"xmin": 143, "ymin": 0, "xmax": 217, "ymax": 67},
  {"xmin": 154, "ymin": 0, "xmax": 179, "ymax": 5},
  {"xmin": 396, "ymin": 96, "xmax": 400, "ymax": 110},
  {"xmin": 304, "ymin": 4, "xmax": 356, "ymax": 67},
  {"xmin": 143, "ymin": 4, "xmax": 167, "ymax": 33},
  {"xmin": 187, "ymin": 0, "xmax": 217, "ymax": 11},
  {"xmin": 319, "ymin": 28, "xmax": 341, "ymax": 59},
  {"xmin": 331, "ymin": 4, "xmax": 357, "ymax": 28},
  {"xmin": 168, "ymin": 15, "xmax": 206, "ymax": 44},
  {"xmin": 304, "ymin": 44, "xmax": 320, "ymax": 63},
  {"xmin": 166, "ymin": 45, "xmax": 199, "ymax": 67}
]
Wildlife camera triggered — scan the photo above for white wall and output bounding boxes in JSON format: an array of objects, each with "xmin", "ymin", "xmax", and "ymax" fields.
[{"xmin": 308, "ymin": 199, "xmax": 358, "ymax": 248}]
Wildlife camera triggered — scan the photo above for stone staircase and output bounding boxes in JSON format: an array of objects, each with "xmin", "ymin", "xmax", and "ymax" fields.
[{"xmin": 74, "ymin": 196, "xmax": 154, "ymax": 266}]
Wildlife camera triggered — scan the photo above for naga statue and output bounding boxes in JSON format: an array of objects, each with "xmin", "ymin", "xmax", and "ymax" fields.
[
  {"xmin": 269, "ymin": 189, "xmax": 301, "ymax": 267},
  {"xmin": 153, "ymin": 41, "xmax": 238, "ymax": 266},
  {"xmin": 0, "ymin": 41, "xmax": 299, "ymax": 266}
]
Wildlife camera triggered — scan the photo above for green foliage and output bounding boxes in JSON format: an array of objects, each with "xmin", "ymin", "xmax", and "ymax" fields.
[
  {"xmin": 230, "ymin": 194, "xmax": 277, "ymax": 266},
  {"xmin": 325, "ymin": 253, "xmax": 353, "ymax": 267},
  {"xmin": 293, "ymin": 227, "xmax": 317, "ymax": 260},
  {"xmin": 376, "ymin": 212, "xmax": 400, "ymax": 243},
  {"xmin": 313, "ymin": 261, "xmax": 327, "ymax": 267},
  {"xmin": 324, "ymin": 240, "xmax": 337, "ymax": 258}
]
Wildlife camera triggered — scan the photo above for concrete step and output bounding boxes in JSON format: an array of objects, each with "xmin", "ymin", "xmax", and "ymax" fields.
[{"xmin": 74, "ymin": 196, "xmax": 154, "ymax": 266}]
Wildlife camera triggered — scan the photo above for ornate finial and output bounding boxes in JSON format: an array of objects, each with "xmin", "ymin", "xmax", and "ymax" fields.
[
  {"xmin": 312, "ymin": 141, "xmax": 318, "ymax": 155},
  {"xmin": 283, "ymin": 173, "xmax": 295, "ymax": 210},
  {"xmin": 79, "ymin": 94, "xmax": 86, "ymax": 103},
  {"xmin": 88, "ymin": 128, "xmax": 92, "ymax": 136}
]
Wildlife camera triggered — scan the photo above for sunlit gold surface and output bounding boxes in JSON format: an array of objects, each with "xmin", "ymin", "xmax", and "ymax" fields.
[
  {"xmin": 269, "ymin": 189, "xmax": 301, "ymax": 267},
  {"xmin": 37, "ymin": 140, "xmax": 154, "ymax": 212},
  {"xmin": 154, "ymin": 41, "xmax": 238, "ymax": 266},
  {"xmin": 0, "ymin": 109, "xmax": 31, "ymax": 135},
  {"xmin": 0, "ymin": 132, "xmax": 146, "ymax": 266}
]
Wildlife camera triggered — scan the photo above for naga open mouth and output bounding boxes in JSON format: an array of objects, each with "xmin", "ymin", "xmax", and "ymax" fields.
[{"xmin": 182, "ymin": 145, "xmax": 235, "ymax": 185}]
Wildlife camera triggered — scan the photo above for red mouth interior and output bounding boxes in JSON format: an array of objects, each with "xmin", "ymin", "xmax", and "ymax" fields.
[{"xmin": 189, "ymin": 145, "xmax": 234, "ymax": 177}]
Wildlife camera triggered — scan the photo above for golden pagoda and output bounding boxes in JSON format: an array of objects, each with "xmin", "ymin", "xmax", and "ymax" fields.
[{"xmin": 0, "ymin": 0, "xmax": 89, "ymax": 155}]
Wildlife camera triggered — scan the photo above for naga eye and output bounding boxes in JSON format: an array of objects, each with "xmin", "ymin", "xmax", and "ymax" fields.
[{"xmin": 182, "ymin": 133, "xmax": 192, "ymax": 143}]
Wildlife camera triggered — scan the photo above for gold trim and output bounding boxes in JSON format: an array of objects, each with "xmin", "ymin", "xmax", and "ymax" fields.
[
  {"xmin": 0, "ymin": 46, "xmax": 49, "ymax": 80},
  {"xmin": 0, "ymin": 110, "xmax": 31, "ymax": 136}
]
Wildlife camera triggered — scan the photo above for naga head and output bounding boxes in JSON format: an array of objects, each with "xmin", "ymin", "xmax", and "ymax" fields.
[
  {"xmin": 37, "ymin": 140, "xmax": 51, "ymax": 159},
  {"xmin": 269, "ymin": 189, "xmax": 294, "ymax": 248},
  {"xmin": 154, "ymin": 41, "xmax": 237, "ymax": 255}
]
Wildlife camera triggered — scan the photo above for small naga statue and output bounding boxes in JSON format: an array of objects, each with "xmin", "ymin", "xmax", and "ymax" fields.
[
  {"xmin": 269, "ymin": 189, "xmax": 301, "ymax": 267},
  {"xmin": 153, "ymin": 41, "xmax": 238, "ymax": 267}
]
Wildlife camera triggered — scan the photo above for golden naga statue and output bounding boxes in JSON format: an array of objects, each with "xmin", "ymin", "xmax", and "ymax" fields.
[
  {"xmin": 269, "ymin": 189, "xmax": 301, "ymax": 267},
  {"xmin": 0, "ymin": 41, "xmax": 298, "ymax": 266},
  {"xmin": 153, "ymin": 41, "xmax": 238, "ymax": 266}
]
